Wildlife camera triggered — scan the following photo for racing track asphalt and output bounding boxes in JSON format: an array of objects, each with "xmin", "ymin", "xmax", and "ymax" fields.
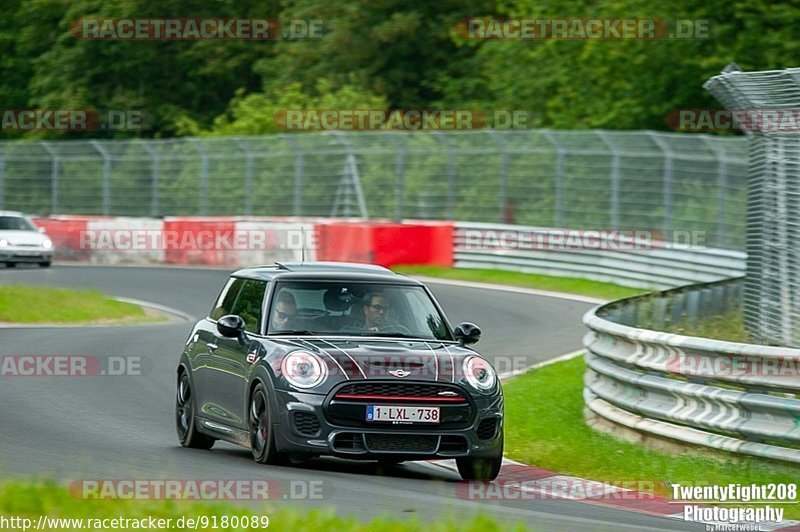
[{"xmin": 0, "ymin": 265, "xmax": 701, "ymax": 531}]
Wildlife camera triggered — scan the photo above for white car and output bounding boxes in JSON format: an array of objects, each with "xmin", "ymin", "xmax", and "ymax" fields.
[{"xmin": 0, "ymin": 211, "xmax": 54, "ymax": 268}]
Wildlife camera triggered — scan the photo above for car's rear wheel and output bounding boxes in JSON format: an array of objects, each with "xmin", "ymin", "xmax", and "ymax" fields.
[
  {"xmin": 176, "ymin": 372, "xmax": 215, "ymax": 449},
  {"xmin": 456, "ymin": 434, "xmax": 503, "ymax": 481},
  {"xmin": 249, "ymin": 383, "xmax": 288, "ymax": 465},
  {"xmin": 6, "ymin": 262, "xmax": 15, "ymax": 268},
  {"xmin": 40, "ymin": 261, "xmax": 51, "ymax": 268}
]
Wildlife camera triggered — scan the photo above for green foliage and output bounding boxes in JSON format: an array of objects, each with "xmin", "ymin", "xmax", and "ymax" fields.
[
  {"xmin": 2, "ymin": 0, "xmax": 800, "ymax": 138},
  {"xmin": 204, "ymin": 80, "xmax": 388, "ymax": 136}
]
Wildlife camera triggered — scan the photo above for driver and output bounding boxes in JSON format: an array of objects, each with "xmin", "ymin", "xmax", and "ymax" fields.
[
  {"xmin": 363, "ymin": 292, "xmax": 390, "ymax": 332},
  {"xmin": 270, "ymin": 291, "xmax": 297, "ymax": 331}
]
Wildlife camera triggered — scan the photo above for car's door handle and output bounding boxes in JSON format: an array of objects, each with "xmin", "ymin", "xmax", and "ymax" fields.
[{"xmin": 207, "ymin": 343, "xmax": 219, "ymax": 351}]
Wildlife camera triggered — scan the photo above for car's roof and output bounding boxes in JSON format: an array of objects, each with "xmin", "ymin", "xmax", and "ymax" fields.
[
  {"xmin": 0, "ymin": 211, "xmax": 26, "ymax": 217},
  {"xmin": 232, "ymin": 262, "xmax": 421, "ymax": 285}
]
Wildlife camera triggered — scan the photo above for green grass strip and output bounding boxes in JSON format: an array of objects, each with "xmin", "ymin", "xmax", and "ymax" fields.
[
  {"xmin": 0, "ymin": 480, "xmax": 525, "ymax": 531},
  {"xmin": 392, "ymin": 266, "xmax": 646, "ymax": 300},
  {"xmin": 0, "ymin": 284, "xmax": 157, "ymax": 324},
  {"xmin": 504, "ymin": 356, "xmax": 799, "ymax": 518}
]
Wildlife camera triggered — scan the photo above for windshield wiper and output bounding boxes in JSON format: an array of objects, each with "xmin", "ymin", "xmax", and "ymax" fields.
[
  {"xmin": 272, "ymin": 330, "xmax": 316, "ymax": 336},
  {"xmin": 369, "ymin": 332, "xmax": 422, "ymax": 339}
]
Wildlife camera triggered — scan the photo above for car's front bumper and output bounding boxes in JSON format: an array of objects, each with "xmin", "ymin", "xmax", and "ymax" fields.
[
  {"xmin": 0, "ymin": 246, "xmax": 53, "ymax": 263},
  {"xmin": 272, "ymin": 386, "xmax": 504, "ymax": 460}
]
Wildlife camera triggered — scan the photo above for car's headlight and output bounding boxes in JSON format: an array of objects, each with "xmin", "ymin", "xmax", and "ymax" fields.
[
  {"xmin": 42, "ymin": 238, "xmax": 53, "ymax": 249},
  {"xmin": 463, "ymin": 356, "xmax": 497, "ymax": 392},
  {"xmin": 0, "ymin": 239, "xmax": 7, "ymax": 248},
  {"xmin": 281, "ymin": 350, "xmax": 327, "ymax": 389}
]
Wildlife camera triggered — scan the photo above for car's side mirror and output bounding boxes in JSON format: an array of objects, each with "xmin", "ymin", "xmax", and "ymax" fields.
[
  {"xmin": 454, "ymin": 322, "xmax": 481, "ymax": 346},
  {"xmin": 217, "ymin": 314, "xmax": 247, "ymax": 344}
]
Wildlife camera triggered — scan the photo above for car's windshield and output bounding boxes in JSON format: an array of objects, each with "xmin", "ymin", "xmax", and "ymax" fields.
[
  {"xmin": 0, "ymin": 216, "xmax": 35, "ymax": 231},
  {"xmin": 267, "ymin": 281, "xmax": 452, "ymax": 340}
]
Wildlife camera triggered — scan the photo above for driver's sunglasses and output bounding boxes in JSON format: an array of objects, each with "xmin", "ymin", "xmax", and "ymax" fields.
[
  {"xmin": 275, "ymin": 311, "xmax": 295, "ymax": 320},
  {"xmin": 368, "ymin": 304, "xmax": 390, "ymax": 312}
]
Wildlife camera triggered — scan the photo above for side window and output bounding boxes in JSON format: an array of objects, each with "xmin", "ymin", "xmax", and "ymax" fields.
[
  {"xmin": 209, "ymin": 278, "xmax": 244, "ymax": 321},
  {"xmin": 229, "ymin": 280, "xmax": 267, "ymax": 334}
]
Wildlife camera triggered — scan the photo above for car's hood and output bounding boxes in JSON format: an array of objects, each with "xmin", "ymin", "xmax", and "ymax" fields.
[
  {"xmin": 0, "ymin": 230, "xmax": 48, "ymax": 246},
  {"xmin": 273, "ymin": 337, "xmax": 478, "ymax": 383}
]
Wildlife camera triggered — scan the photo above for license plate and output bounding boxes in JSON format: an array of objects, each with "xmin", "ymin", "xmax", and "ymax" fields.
[{"xmin": 366, "ymin": 405, "xmax": 440, "ymax": 424}]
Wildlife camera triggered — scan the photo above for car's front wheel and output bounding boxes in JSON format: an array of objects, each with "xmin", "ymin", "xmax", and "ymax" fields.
[
  {"xmin": 175, "ymin": 372, "xmax": 215, "ymax": 449},
  {"xmin": 456, "ymin": 434, "xmax": 503, "ymax": 481},
  {"xmin": 249, "ymin": 383, "xmax": 288, "ymax": 465}
]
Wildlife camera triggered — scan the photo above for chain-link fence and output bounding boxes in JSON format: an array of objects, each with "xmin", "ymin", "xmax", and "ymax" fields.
[
  {"xmin": 0, "ymin": 130, "xmax": 748, "ymax": 249},
  {"xmin": 706, "ymin": 65, "xmax": 800, "ymax": 346}
]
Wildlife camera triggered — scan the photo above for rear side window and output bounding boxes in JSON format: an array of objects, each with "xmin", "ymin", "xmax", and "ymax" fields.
[
  {"xmin": 228, "ymin": 280, "xmax": 267, "ymax": 334},
  {"xmin": 209, "ymin": 278, "xmax": 244, "ymax": 321}
]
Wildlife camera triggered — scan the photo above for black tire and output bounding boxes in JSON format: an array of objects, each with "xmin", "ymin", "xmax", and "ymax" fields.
[
  {"xmin": 40, "ymin": 261, "xmax": 51, "ymax": 268},
  {"xmin": 175, "ymin": 372, "xmax": 215, "ymax": 449},
  {"xmin": 6, "ymin": 262, "xmax": 15, "ymax": 268},
  {"xmin": 456, "ymin": 434, "xmax": 503, "ymax": 481},
  {"xmin": 249, "ymin": 383, "xmax": 289, "ymax": 465}
]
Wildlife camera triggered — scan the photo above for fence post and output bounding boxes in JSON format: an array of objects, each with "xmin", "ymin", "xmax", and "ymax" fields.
[
  {"xmin": 702, "ymin": 136, "xmax": 727, "ymax": 248},
  {"xmin": 487, "ymin": 131, "xmax": 508, "ymax": 223},
  {"xmin": 596, "ymin": 131, "xmax": 620, "ymax": 229},
  {"xmin": 542, "ymin": 130, "xmax": 565, "ymax": 227},
  {"xmin": 187, "ymin": 138, "xmax": 209, "ymax": 215},
  {"xmin": 40, "ymin": 142, "xmax": 59, "ymax": 215},
  {"xmin": 0, "ymin": 153, "xmax": 5, "ymax": 211},
  {"xmin": 389, "ymin": 134, "xmax": 407, "ymax": 221},
  {"xmin": 90, "ymin": 140, "xmax": 111, "ymax": 215},
  {"xmin": 140, "ymin": 142, "xmax": 160, "ymax": 217},
  {"xmin": 432, "ymin": 132, "xmax": 455, "ymax": 219},
  {"xmin": 331, "ymin": 132, "xmax": 368, "ymax": 219},
  {"xmin": 647, "ymin": 132, "xmax": 674, "ymax": 238},
  {"xmin": 233, "ymin": 138, "xmax": 255, "ymax": 216},
  {"xmin": 282, "ymin": 135, "xmax": 305, "ymax": 217}
]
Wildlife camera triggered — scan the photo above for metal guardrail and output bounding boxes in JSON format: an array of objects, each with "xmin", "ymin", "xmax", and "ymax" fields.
[
  {"xmin": 583, "ymin": 278, "xmax": 800, "ymax": 464},
  {"xmin": 454, "ymin": 222, "xmax": 746, "ymax": 289}
]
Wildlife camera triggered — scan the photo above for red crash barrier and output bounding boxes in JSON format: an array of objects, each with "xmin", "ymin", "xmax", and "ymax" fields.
[
  {"xmin": 163, "ymin": 217, "xmax": 237, "ymax": 266},
  {"xmin": 315, "ymin": 222, "xmax": 454, "ymax": 267},
  {"xmin": 32, "ymin": 216, "xmax": 97, "ymax": 261}
]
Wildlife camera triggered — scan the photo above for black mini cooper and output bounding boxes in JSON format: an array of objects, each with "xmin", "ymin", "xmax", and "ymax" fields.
[{"xmin": 175, "ymin": 262, "xmax": 503, "ymax": 480}]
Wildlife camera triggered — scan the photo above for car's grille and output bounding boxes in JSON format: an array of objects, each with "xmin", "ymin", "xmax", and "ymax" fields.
[
  {"xmin": 364, "ymin": 433, "xmax": 438, "ymax": 453},
  {"xmin": 334, "ymin": 382, "xmax": 467, "ymax": 403},
  {"xmin": 293, "ymin": 412, "xmax": 320, "ymax": 436},
  {"xmin": 327, "ymin": 381, "xmax": 474, "ymax": 430},
  {"xmin": 477, "ymin": 417, "xmax": 499, "ymax": 440}
]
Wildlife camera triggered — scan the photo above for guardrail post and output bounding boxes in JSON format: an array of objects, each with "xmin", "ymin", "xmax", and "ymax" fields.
[
  {"xmin": 40, "ymin": 142, "xmax": 59, "ymax": 215},
  {"xmin": 596, "ymin": 131, "xmax": 620, "ymax": 229},
  {"xmin": 487, "ymin": 131, "xmax": 508, "ymax": 223},
  {"xmin": 187, "ymin": 138, "xmax": 209, "ymax": 215},
  {"xmin": 542, "ymin": 131, "xmax": 565, "ymax": 227},
  {"xmin": 90, "ymin": 140, "xmax": 111, "ymax": 215},
  {"xmin": 234, "ymin": 138, "xmax": 255, "ymax": 216}
]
